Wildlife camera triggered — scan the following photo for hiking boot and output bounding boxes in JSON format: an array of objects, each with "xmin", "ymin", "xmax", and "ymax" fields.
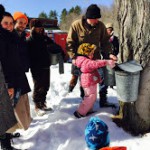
[
  {"xmin": 35, "ymin": 102, "xmax": 46, "ymax": 116},
  {"xmin": 0, "ymin": 133, "xmax": 19, "ymax": 150},
  {"xmin": 73, "ymin": 111, "xmax": 84, "ymax": 118},
  {"xmin": 100, "ymin": 101, "xmax": 117, "ymax": 108},
  {"xmin": 99, "ymin": 90, "xmax": 116, "ymax": 108},
  {"xmin": 35, "ymin": 108, "xmax": 46, "ymax": 116},
  {"xmin": 42, "ymin": 102, "xmax": 53, "ymax": 111}
]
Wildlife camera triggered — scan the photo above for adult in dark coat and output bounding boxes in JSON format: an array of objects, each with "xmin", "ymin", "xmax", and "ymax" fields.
[
  {"xmin": 12, "ymin": 11, "xmax": 32, "ymax": 130},
  {"xmin": 27, "ymin": 19, "xmax": 54, "ymax": 116},
  {"xmin": 0, "ymin": 5, "xmax": 17, "ymax": 150}
]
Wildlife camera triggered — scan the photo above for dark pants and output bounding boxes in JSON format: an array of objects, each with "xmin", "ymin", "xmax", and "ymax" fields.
[{"xmin": 31, "ymin": 68, "xmax": 50, "ymax": 104}]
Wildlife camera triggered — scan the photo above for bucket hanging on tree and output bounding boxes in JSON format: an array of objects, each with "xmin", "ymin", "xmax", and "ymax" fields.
[{"xmin": 115, "ymin": 60, "xmax": 142, "ymax": 102}]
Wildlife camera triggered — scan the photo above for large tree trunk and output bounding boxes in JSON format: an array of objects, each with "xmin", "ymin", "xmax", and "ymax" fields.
[{"xmin": 115, "ymin": 0, "xmax": 150, "ymax": 135}]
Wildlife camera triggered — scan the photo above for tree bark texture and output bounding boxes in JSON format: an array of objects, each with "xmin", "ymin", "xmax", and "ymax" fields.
[{"xmin": 115, "ymin": 0, "xmax": 150, "ymax": 135}]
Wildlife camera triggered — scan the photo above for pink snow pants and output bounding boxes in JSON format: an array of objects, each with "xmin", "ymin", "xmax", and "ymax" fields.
[{"xmin": 77, "ymin": 84, "xmax": 97, "ymax": 116}]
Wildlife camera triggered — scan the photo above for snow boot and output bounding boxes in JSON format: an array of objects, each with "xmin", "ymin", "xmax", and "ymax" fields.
[
  {"xmin": 35, "ymin": 102, "xmax": 46, "ymax": 116},
  {"xmin": 73, "ymin": 111, "xmax": 84, "ymax": 118},
  {"xmin": 99, "ymin": 92, "xmax": 116, "ymax": 108}
]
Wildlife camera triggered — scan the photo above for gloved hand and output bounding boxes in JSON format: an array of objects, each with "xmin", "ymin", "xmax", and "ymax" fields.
[
  {"xmin": 8, "ymin": 88, "xmax": 14, "ymax": 99},
  {"xmin": 109, "ymin": 54, "xmax": 118, "ymax": 61},
  {"xmin": 106, "ymin": 60, "xmax": 116, "ymax": 68}
]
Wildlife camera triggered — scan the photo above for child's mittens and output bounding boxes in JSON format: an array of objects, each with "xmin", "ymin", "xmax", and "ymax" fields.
[{"xmin": 106, "ymin": 60, "xmax": 116, "ymax": 68}]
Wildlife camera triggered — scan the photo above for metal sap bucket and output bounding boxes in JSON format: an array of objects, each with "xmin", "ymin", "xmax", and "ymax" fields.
[
  {"xmin": 115, "ymin": 60, "xmax": 142, "ymax": 102},
  {"xmin": 50, "ymin": 53, "xmax": 64, "ymax": 74},
  {"xmin": 50, "ymin": 53, "xmax": 60, "ymax": 65},
  {"xmin": 104, "ymin": 66, "xmax": 116, "ymax": 86}
]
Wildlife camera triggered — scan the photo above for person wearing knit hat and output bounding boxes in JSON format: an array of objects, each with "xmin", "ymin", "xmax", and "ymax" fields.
[
  {"xmin": 86, "ymin": 4, "xmax": 101, "ymax": 19},
  {"xmin": 106, "ymin": 23, "xmax": 113, "ymax": 29},
  {"xmin": 13, "ymin": 12, "xmax": 28, "ymax": 24},
  {"xmin": 66, "ymin": 4, "xmax": 117, "ymax": 109},
  {"xmin": 85, "ymin": 117, "xmax": 110, "ymax": 150},
  {"xmin": 12, "ymin": 10, "xmax": 32, "ymax": 135},
  {"xmin": 13, "ymin": 11, "xmax": 28, "ymax": 35},
  {"xmin": 29, "ymin": 19, "xmax": 44, "ymax": 36},
  {"xmin": 73, "ymin": 43, "xmax": 116, "ymax": 118},
  {"xmin": 105, "ymin": 22, "xmax": 119, "ymax": 56},
  {"xmin": 27, "ymin": 18, "xmax": 64, "ymax": 116}
]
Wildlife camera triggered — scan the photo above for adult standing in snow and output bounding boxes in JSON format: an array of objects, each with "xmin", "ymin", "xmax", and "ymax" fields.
[
  {"xmin": 27, "ymin": 19, "xmax": 51, "ymax": 116},
  {"xmin": 0, "ymin": 10, "xmax": 32, "ymax": 149},
  {"xmin": 0, "ymin": 5, "xmax": 17, "ymax": 150},
  {"xmin": 27, "ymin": 19, "xmax": 58, "ymax": 116},
  {"xmin": 66, "ymin": 4, "xmax": 117, "ymax": 108},
  {"xmin": 11, "ymin": 11, "xmax": 32, "ymax": 130}
]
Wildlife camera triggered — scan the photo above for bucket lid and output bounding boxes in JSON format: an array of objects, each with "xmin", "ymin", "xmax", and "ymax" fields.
[{"xmin": 117, "ymin": 60, "xmax": 142, "ymax": 73}]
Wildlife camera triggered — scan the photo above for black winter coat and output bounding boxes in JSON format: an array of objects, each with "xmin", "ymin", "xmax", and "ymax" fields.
[
  {"xmin": 0, "ymin": 26, "xmax": 14, "ymax": 88},
  {"xmin": 13, "ymin": 30, "xmax": 30, "ymax": 72},
  {"xmin": 10, "ymin": 30, "xmax": 31, "ymax": 95},
  {"xmin": 0, "ymin": 26, "xmax": 30, "ymax": 95},
  {"xmin": 27, "ymin": 33, "xmax": 60, "ymax": 69}
]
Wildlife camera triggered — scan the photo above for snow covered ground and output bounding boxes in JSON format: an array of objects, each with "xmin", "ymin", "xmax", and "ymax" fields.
[{"xmin": 12, "ymin": 63, "xmax": 150, "ymax": 150}]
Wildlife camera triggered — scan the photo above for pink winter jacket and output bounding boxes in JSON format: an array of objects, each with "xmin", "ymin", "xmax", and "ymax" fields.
[{"xmin": 74, "ymin": 56, "xmax": 107, "ymax": 88}]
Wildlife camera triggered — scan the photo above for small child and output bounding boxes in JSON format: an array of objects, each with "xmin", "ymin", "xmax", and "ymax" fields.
[{"xmin": 73, "ymin": 43, "xmax": 115, "ymax": 118}]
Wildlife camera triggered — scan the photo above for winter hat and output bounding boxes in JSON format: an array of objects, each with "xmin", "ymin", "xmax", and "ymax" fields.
[
  {"xmin": 85, "ymin": 117, "xmax": 110, "ymax": 150},
  {"xmin": 106, "ymin": 23, "xmax": 113, "ymax": 29},
  {"xmin": 13, "ymin": 12, "xmax": 28, "ymax": 24},
  {"xmin": 100, "ymin": 146, "xmax": 127, "ymax": 150},
  {"xmin": 0, "ymin": 4, "xmax": 5, "ymax": 22},
  {"xmin": 29, "ymin": 19, "xmax": 43, "ymax": 29},
  {"xmin": 86, "ymin": 4, "xmax": 101, "ymax": 19},
  {"xmin": 77, "ymin": 43, "xmax": 96, "ymax": 56}
]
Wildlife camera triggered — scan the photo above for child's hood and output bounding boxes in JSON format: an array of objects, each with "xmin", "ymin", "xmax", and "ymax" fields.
[{"xmin": 75, "ymin": 56, "xmax": 87, "ymax": 68}]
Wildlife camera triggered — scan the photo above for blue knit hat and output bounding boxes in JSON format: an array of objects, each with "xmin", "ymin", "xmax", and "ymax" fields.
[{"xmin": 85, "ymin": 117, "xmax": 110, "ymax": 150}]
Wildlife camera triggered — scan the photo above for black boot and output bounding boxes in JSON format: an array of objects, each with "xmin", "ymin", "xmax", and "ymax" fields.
[
  {"xmin": 0, "ymin": 133, "xmax": 15, "ymax": 150},
  {"xmin": 99, "ymin": 88, "xmax": 116, "ymax": 108}
]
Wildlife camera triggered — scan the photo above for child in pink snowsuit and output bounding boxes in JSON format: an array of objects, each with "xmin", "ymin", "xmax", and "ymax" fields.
[{"xmin": 73, "ymin": 43, "xmax": 115, "ymax": 118}]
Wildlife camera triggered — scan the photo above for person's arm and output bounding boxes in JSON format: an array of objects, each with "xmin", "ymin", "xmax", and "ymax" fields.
[{"xmin": 66, "ymin": 24, "xmax": 79, "ymax": 59}]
